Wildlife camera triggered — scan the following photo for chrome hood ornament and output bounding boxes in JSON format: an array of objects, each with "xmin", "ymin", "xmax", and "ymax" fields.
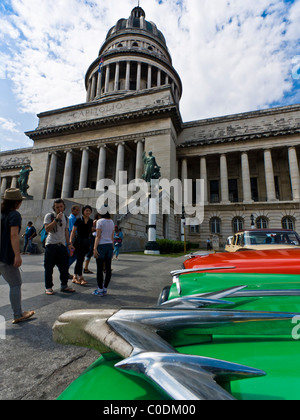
[{"xmin": 53, "ymin": 289, "xmax": 300, "ymax": 400}]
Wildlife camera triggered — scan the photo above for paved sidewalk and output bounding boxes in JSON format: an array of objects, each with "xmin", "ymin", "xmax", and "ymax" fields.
[{"xmin": 0, "ymin": 252, "xmax": 185, "ymax": 400}]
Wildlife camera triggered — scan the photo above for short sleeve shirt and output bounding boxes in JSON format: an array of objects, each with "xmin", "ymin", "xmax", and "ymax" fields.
[
  {"xmin": 0, "ymin": 210, "xmax": 22, "ymax": 265},
  {"xmin": 44, "ymin": 212, "xmax": 68, "ymax": 246},
  {"xmin": 74, "ymin": 217, "xmax": 93, "ymax": 239},
  {"xmin": 96, "ymin": 218, "xmax": 115, "ymax": 245}
]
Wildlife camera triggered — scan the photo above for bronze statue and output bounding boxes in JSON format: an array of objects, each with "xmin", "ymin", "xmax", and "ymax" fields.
[
  {"xmin": 18, "ymin": 165, "xmax": 33, "ymax": 196},
  {"xmin": 142, "ymin": 151, "xmax": 161, "ymax": 182}
]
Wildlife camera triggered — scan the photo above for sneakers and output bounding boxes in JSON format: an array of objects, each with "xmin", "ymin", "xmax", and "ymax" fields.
[
  {"xmin": 93, "ymin": 288, "xmax": 104, "ymax": 297},
  {"xmin": 92, "ymin": 288, "xmax": 108, "ymax": 297}
]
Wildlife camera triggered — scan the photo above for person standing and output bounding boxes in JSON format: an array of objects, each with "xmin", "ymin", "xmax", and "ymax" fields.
[
  {"xmin": 84, "ymin": 212, "xmax": 101, "ymax": 274},
  {"xmin": 70, "ymin": 205, "xmax": 93, "ymax": 286},
  {"xmin": 22, "ymin": 221, "xmax": 36, "ymax": 254},
  {"xmin": 0, "ymin": 188, "xmax": 35, "ymax": 324},
  {"xmin": 44, "ymin": 199, "xmax": 75, "ymax": 295},
  {"xmin": 113, "ymin": 226, "xmax": 123, "ymax": 260},
  {"xmin": 93, "ymin": 208, "xmax": 114, "ymax": 297},
  {"xmin": 68, "ymin": 204, "xmax": 80, "ymax": 271}
]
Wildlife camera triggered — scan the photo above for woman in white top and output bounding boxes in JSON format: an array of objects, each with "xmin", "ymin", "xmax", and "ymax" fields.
[{"xmin": 93, "ymin": 208, "xmax": 114, "ymax": 297}]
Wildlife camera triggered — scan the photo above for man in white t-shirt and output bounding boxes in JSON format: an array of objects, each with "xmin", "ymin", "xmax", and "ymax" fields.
[{"xmin": 44, "ymin": 199, "xmax": 75, "ymax": 295}]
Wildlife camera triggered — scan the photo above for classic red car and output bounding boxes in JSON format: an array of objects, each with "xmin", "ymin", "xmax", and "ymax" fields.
[{"xmin": 183, "ymin": 248, "xmax": 300, "ymax": 274}]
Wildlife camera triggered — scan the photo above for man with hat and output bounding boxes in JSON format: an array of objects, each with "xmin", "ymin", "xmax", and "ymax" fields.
[{"xmin": 0, "ymin": 188, "xmax": 35, "ymax": 324}]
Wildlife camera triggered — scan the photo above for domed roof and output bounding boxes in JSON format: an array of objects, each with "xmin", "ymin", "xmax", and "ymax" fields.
[{"xmin": 105, "ymin": 6, "xmax": 166, "ymax": 46}]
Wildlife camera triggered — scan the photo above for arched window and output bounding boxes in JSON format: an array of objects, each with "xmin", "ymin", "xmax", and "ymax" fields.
[
  {"xmin": 256, "ymin": 216, "xmax": 268, "ymax": 229},
  {"xmin": 210, "ymin": 217, "xmax": 221, "ymax": 234},
  {"xmin": 232, "ymin": 217, "xmax": 244, "ymax": 233},
  {"xmin": 282, "ymin": 216, "xmax": 295, "ymax": 230}
]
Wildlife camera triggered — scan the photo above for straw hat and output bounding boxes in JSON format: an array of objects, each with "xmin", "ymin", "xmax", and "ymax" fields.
[{"xmin": 3, "ymin": 188, "xmax": 23, "ymax": 201}]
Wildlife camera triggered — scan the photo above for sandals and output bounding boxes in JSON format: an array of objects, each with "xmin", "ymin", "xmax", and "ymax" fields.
[
  {"xmin": 72, "ymin": 275, "xmax": 81, "ymax": 285},
  {"xmin": 83, "ymin": 269, "xmax": 93, "ymax": 274},
  {"xmin": 78, "ymin": 276, "xmax": 88, "ymax": 286},
  {"xmin": 61, "ymin": 287, "xmax": 75, "ymax": 293},
  {"xmin": 13, "ymin": 311, "xmax": 35, "ymax": 324},
  {"xmin": 45, "ymin": 289, "xmax": 54, "ymax": 295},
  {"xmin": 72, "ymin": 275, "xmax": 88, "ymax": 286}
]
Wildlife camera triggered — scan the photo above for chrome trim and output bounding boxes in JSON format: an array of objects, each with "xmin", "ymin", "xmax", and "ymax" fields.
[
  {"xmin": 53, "ymin": 297, "xmax": 300, "ymax": 400},
  {"xmin": 115, "ymin": 352, "xmax": 265, "ymax": 401},
  {"xmin": 170, "ymin": 267, "xmax": 236, "ymax": 277},
  {"xmin": 160, "ymin": 286, "xmax": 246, "ymax": 309},
  {"xmin": 170, "ymin": 267, "xmax": 236, "ymax": 295}
]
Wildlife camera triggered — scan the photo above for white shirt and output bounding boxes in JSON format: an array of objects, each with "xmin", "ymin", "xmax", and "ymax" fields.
[{"xmin": 96, "ymin": 218, "xmax": 114, "ymax": 245}]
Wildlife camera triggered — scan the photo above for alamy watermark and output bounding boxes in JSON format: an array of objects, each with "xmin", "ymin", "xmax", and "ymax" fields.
[
  {"xmin": 95, "ymin": 173, "xmax": 204, "ymax": 226},
  {"xmin": 292, "ymin": 316, "xmax": 300, "ymax": 340},
  {"xmin": 0, "ymin": 315, "xmax": 5, "ymax": 340}
]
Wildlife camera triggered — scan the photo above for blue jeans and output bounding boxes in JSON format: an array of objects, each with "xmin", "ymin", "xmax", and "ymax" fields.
[
  {"xmin": 0, "ymin": 263, "xmax": 23, "ymax": 319},
  {"xmin": 96, "ymin": 244, "xmax": 113, "ymax": 289},
  {"xmin": 23, "ymin": 237, "xmax": 33, "ymax": 253}
]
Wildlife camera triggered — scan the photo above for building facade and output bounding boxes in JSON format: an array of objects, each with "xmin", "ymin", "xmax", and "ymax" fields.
[{"xmin": 1, "ymin": 6, "xmax": 300, "ymax": 249}]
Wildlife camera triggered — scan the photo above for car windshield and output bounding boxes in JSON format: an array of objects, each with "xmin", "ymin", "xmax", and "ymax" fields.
[{"xmin": 244, "ymin": 231, "xmax": 300, "ymax": 246}]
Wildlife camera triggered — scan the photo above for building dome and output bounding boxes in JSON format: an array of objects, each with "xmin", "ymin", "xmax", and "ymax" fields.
[{"xmin": 85, "ymin": 7, "xmax": 182, "ymax": 104}]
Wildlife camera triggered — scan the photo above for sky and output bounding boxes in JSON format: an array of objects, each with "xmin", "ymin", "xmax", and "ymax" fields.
[{"xmin": 0, "ymin": 0, "xmax": 300, "ymax": 152}]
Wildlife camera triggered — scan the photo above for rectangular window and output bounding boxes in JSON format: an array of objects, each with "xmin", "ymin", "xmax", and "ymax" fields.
[
  {"xmin": 210, "ymin": 180, "xmax": 219, "ymax": 203},
  {"xmin": 229, "ymin": 179, "xmax": 238, "ymax": 202}
]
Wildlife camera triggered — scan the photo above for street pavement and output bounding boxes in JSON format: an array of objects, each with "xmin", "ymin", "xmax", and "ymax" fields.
[{"xmin": 0, "ymin": 252, "xmax": 186, "ymax": 400}]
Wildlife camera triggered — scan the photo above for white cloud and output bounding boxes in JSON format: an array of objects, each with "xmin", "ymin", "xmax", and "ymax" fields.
[
  {"xmin": 0, "ymin": 117, "xmax": 20, "ymax": 133},
  {"xmin": 0, "ymin": 0, "xmax": 299, "ymax": 123}
]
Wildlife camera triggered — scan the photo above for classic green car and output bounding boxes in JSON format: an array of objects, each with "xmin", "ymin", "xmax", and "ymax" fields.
[{"xmin": 54, "ymin": 271, "xmax": 300, "ymax": 400}]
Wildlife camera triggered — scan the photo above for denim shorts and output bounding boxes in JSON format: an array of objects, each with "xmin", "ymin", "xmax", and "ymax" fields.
[{"xmin": 97, "ymin": 244, "xmax": 113, "ymax": 260}]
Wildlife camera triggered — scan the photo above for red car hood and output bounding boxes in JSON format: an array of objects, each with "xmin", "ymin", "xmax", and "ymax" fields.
[{"xmin": 184, "ymin": 248, "xmax": 300, "ymax": 274}]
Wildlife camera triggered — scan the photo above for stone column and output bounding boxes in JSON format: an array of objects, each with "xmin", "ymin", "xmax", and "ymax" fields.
[
  {"xmin": 135, "ymin": 139, "xmax": 144, "ymax": 179},
  {"xmin": 200, "ymin": 156, "xmax": 208, "ymax": 204},
  {"xmin": 61, "ymin": 150, "xmax": 73, "ymax": 199},
  {"xmin": 115, "ymin": 142, "xmax": 125, "ymax": 185},
  {"xmin": 46, "ymin": 152, "xmax": 58, "ymax": 199},
  {"xmin": 1, "ymin": 177, "xmax": 7, "ymax": 195},
  {"xmin": 96, "ymin": 145, "xmax": 106, "ymax": 190},
  {"xmin": 114, "ymin": 62, "xmax": 120, "ymax": 91},
  {"xmin": 11, "ymin": 176, "xmax": 18, "ymax": 189},
  {"xmin": 136, "ymin": 62, "xmax": 141, "ymax": 91},
  {"xmin": 264, "ymin": 149, "xmax": 277, "ymax": 201},
  {"xmin": 90, "ymin": 73, "xmax": 96, "ymax": 100},
  {"xmin": 241, "ymin": 151, "xmax": 253, "ymax": 203},
  {"xmin": 86, "ymin": 80, "xmax": 91, "ymax": 102},
  {"xmin": 96, "ymin": 70, "xmax": 102, "ymax": 96},
  {"xmin": 125, "ymin": 61, "xmax": 130, "ymax": 91},
  {"xmin": 157, "ymin": 69, "xmax": 161, "ymax": 87},
  {"xmin": 288, "ymin": 146, "xmax": 300, "ymax": 201},
  {"xmin": 104, "ymin": 64, "xmax": 110, "ymax": 93},
  {"xmin": 147, "ymin": 65, "xmax": 152, "ymax": 89},
  {"xmin": 220, "ymin": 154, "xmax": 229, "ymax": 203},
  {"xmin": 79, "ymin": 147, "xmax": 89, "ymax": 190}
]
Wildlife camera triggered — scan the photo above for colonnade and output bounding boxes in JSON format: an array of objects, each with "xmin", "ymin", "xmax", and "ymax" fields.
[
  {"xmin": 180, "ymin": 146, "xmax": 300, "ymax": 204},
  {"xmin": 1, "ymin": 175, "xmax": 19, "ymax": 194},
  {"xmin": 45, "ymin": 140, "xmax": 145, "ymax": 199},
  {"xmin": 86, "ymin": 60, "xmax": 179, "ymax": 102}
]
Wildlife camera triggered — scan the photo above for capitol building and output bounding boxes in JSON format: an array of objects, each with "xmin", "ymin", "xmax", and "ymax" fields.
[{"xmin": 1, "ymin": 6, "xmax": 300, "ymax": 249}]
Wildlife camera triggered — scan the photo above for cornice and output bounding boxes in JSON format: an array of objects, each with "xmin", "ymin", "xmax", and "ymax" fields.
[
  {"xmin": 31, "ymin": 128, "xmax": 172, "ymax": 155},
  {"xmin": 26, "ymin": 105, "xmax": 183, "ymax": 141},
  {"xmin": 178, "ymin": 127, "xmax": 300, "ymax": 149}
]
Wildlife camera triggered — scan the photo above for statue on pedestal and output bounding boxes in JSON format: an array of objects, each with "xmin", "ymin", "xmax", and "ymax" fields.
[
  {"xmin": 142, "ymin": 151, "xmax": 161, "ymax": 182},
  {"xmin": 18, "ymin": 165, "xmax": 33, "ymax": 197}
]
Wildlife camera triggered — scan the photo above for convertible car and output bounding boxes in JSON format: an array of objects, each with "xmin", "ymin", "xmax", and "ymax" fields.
[{"xmin": 54, "ymin": 270, "xmax": 300, "ymax": 400}]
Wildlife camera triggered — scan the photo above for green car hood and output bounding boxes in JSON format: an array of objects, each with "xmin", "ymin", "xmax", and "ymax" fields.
[{"xmin": 56, "ymin": 273, "xmax": 300, "ymax": 400}]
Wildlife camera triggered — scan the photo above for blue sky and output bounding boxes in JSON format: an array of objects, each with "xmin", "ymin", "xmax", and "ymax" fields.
[{"xmin": 0, "ymin": 0, "xmax": 299, "ymax": 152}]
